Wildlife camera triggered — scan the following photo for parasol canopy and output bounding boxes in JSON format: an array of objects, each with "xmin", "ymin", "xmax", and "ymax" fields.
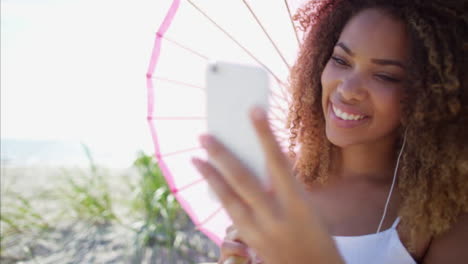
[{"xmin": 146, "ymin": 0, "xmax": 306, "ymax": 246}]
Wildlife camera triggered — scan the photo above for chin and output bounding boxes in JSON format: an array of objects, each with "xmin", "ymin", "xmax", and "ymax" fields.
[
  {"xmin": 325, "ymin": 124, "xmax": 401, "ymax": 149},
  {"xmin": 325, "ymin": 127, "xmax": 366, "ymax": 148}
]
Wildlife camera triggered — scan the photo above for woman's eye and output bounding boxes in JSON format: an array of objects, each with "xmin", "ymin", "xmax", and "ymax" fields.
[
  {"xmin": 331, "ymin": 56, "xmax": 349, "ymax": 67},
  {"xmin": 376, "ymin": 74, "xmax": 401, "ymax": 83}
]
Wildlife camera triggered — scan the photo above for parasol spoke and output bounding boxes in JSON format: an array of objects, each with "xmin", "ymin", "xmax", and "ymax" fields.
[
  {"xmin": 270, "ymin": 94, "xmax": 289, "ymax": 117},
  {"xmin": 269, "ymin": 120, "xmax": 289, "ymax": 130},
  {"xmin": 269, "ymin": 112, "xmax": 288, "ymax": 124},
  {"xmin": 284, "ymin": 0, "xmax": 301, "ymax": 47},
  {"xmin": 268, "ymin": 109, "xmax": 287, "ymax": 124},
  {"xmin": 270, "ymin": 80, "xmax": 291, "ymax": 104},
  {"xmin": 268, "ymin": 118, "xmax": 283, "ymax": 123},
  {"xmin": 270, "ymin": 89, "xmax": 290, "ymax": 104},
  {"xmin": 270, "ymin": 127, "xmax": 292, "ymax": 144},
  {"xmin": 270, "ymin": 125, "xmax": 289, "ymax": 136},
  {"xmin": 172, "ymin": 177, "xmax": 206, "ymax": 193},
  {"xmin": 185, "ymin": 0, "xmax": 286, "ymax": 87},
  {"xmin": 271, "ymin": 90, "xmax": 290, "ymax": 104},
  {"xmin": 279, "ymin": 86, "xmax": 291, "ymax": 105},
  {"xmin": 197, "ymin": 206, "xmax": 224, "ymax": 229},
  {"xmin": 161, "ymin": 34, "xmax": 211, "ymax": 61},
  {"xmin": 270, "ymin": 121, "xmax": 289, "ymax": 131},
  {"xmin": 271, "ymin": 129, "xmax": 291, "ymax": 143},
  {"xmin": 152, "ymin": 76, "xmax": 205, "ymax": 91},
  {"xmin": 272, "ymin": 131, "xmax": 290, "ymax": 141},
  {"xmin": 241, "ymin": 0, "xmax": 291, "ymax": 70},
  {"xmin": 157, "ymin": 146, "xmax": 203, "ymax": 159},
  {"xmin": 269, "ymin": 103, "xmax": 289, "ymax": 113}
]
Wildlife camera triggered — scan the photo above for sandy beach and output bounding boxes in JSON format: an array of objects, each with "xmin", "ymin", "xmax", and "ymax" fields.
[{"xmin": 1, "ymin": 164, "xmax": 220, "ymax": 263}]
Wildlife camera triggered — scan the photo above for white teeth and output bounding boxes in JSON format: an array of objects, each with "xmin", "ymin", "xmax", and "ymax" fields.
[{"xmin": 332, "ymin": 105, "xmax": 365, "ymax": 121}]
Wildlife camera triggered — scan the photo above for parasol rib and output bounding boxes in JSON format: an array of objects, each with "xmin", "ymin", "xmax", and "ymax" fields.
[
  {"xmin": 268, "ymin": 109, "xmax": 286, "ymax": 125},
  {"xmin": 271, "ymin": 82, "xmax": 291, "ymax": 106},
  {"xmin": 271, "ymin": 131, "xmax": 290, "ymax": 141},
  {"xmin": 197, "ymin": 206, "xmax": 223, "ymax": 229},
  {"xmin": 161, "ymin": 35, "xmax": 211, "ymax": 61},
  {"xmin": 152, "ymin": 76, "xmax": 205, "ymax": 91},
  {"xmin": 186, "ymin": 0, "xmax": 294, "ymax": 105},
  {"xmin": 172, "ymin": 177, "xmax": 206, "ymax": 193},
  {"xmin": 185, "ymin": 0, "xmax": 285, "ymax": 87},
  {"xmin": 284, "ymin": 0, "xmax": 301, "ymax": 47},
  {"xmin": 241, "ymin": 0, "xmax": 291, "ymax": 70},
  {"xmin": 157, "ymin": 147, "xmax": 203, "ymax": 159},
  {"xmin": 163, "ymin": 30, "xmax": 292, "ymax": 103},
  {"xmin": 273, "ymin": 131, "xmax": 291, "ymax": 140},
  {"xmin": 270, "ymin": 103, "xmax": 289, "ymax": 113},
  {"xmin": 270, "ymin": 93, "xmax": 289, "ymax": 117},
  {"xmin": 271, "ymin": 90, "xmax": 290, "ymax": 104},
  {"xmin": 271, "ymin": 125, "xmax": 289, "ymax": 135},
  {"xmin": 270, "ymin": 111, "xmax": 288, "ymax": 123}
]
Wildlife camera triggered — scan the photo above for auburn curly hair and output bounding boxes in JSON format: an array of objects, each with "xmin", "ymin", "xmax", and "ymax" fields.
[{"xmin": 287, "ymin": 0, "xmax": 468, "ymax": 251}]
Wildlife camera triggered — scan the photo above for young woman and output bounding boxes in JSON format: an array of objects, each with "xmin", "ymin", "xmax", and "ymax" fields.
[{"xmin": 193, "ymin": 0, "xmax": 468, "ymax": 263}]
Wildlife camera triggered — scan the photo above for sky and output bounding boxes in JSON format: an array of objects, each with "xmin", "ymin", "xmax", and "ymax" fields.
[
  {"xmin": 1, "ymin": 0, "xmax": 170, "ymax": 166},
  {"xmin": 1, "ymin": 0, "xmax": 303, "ymax": 167}
]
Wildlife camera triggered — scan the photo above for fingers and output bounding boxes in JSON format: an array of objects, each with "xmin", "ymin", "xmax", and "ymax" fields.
[
  {"xmin": 222, "ymin": 256, "xmax": 250, "ymax": 264},
  {"xmin": 192, "ymin": 158, "xmax": 255, "ymax": 229},
  {"xmin": 225, "ymin": 226, "xmax": 241, "ymax": 241},
  {"xmin": 225, "ymin": 224, "xmax": 250, "ymax": 245},
  {"xmin": 220, "ymin": 226, "xmax": 252, "ymax": 264},
  {"xmin": 199, "ymin": 135, "xmax": 272, "ymax": 213},
  {"xmin": 225, "ymin": 224, "xmax": 236, "ymax": 236},
  {"xmin": 219, "ymin": 240, "xmax": 250, "ymax": 262},
  {"xmin": 250, "ymin": 106, "xmax": 298, "ymax": 203}
]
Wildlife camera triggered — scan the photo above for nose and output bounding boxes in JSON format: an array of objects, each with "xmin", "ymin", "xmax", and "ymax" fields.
[{"xmin": 337, "ymin": 74, "xmax": 367, "ymax": 102}]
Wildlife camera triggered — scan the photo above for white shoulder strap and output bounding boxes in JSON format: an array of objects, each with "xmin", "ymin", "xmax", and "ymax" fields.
[{"xmin": 391, "ymin": 216, "xmax": 401, "ymax": 229}]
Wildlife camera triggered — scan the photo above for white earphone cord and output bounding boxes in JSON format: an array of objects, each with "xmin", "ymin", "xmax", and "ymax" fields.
[{"xmin": 375, "ymin": 128, "xmax": 408, "ymax": 233}]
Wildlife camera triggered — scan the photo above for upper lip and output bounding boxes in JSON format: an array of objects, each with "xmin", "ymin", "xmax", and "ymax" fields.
[{"xmin": 330, "ymin": 100, "xmax": 369, "ymax": 117}]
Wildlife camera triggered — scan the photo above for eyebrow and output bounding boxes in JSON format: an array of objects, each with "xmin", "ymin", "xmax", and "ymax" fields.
[
  {"xmin": 337, "ymin": 42, "xmax": 355, "ymax": 56},
  {"xmin": 336, "ymin": 42, "xmax": 406, "ymax": 69}
]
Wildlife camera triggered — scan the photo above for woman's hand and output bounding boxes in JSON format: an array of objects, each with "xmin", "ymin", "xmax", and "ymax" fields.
[
  {"xmin": 219, "ymin": 225, "xmax": 261, "ymax": 264},
  {"xmin": 192, "ymin": 106, "xmax": 344, "ymax": 264}
]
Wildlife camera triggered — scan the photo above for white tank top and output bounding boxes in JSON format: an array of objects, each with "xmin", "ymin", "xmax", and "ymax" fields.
[{"xmin": 332, "ymin": 217, "xmax": 417, "ymax": 264}]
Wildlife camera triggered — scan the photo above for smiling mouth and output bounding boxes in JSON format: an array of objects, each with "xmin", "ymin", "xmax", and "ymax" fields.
[{"xmin": 331, "ymin": 103, "xmax": 368, "ymax": 121}]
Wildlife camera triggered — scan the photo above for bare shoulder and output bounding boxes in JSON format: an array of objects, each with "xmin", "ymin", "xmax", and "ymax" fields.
[{"xmin": 422, "ymin": 213, "xmax": 468, "ymax": 263}]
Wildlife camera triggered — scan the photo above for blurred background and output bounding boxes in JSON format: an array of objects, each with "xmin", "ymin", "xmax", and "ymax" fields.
[
  {"xmin": 2, "ymin": 0, "xmax": 159, "ymax": 167},
  {"xmin": 1, "ymin": 0, "xmax": 219, "ymax": 262}
]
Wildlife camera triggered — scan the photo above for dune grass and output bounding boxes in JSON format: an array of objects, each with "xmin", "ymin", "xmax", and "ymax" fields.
[{"xmin": 0, "ymin": 148, "xmax": 218, "ymax": 263}]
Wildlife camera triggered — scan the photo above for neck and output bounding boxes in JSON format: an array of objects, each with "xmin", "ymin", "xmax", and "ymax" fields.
[{"xmin": 330, "ymin": 136, "xmax": 399, "ymax": 183}]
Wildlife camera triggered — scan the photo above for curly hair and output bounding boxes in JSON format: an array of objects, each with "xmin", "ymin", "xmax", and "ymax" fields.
[{"xmin": 287, "ymin": 0, "xmax": 468, "ymax": 251}]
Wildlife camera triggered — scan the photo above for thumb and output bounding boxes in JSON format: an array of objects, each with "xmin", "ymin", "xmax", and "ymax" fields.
[{"xmin": 223, "ymin": 256, "xmax": 250, "ymax": 264}]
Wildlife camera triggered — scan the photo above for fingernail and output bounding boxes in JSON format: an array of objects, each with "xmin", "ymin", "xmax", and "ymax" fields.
[
  {"xmin": 199, "ymin": 134, "xmax": 214, "ymax": 148},
  {"xmin": 252, "ymin": 106, "xmax": 266, "ymax": 120},
  {"xmin": 191, "ymin": 157, "xmax": 202, "ymax": 167}
]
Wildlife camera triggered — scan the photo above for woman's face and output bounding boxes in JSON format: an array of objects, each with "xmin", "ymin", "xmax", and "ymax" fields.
[{"xmin": 321, "ymin": 8, "xmax": 409, "ymax": 148}]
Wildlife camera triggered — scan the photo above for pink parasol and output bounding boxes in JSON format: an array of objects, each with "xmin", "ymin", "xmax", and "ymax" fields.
[{"xmin": 146, "ymin": 0, "xmax": 305, "ymax": 246}]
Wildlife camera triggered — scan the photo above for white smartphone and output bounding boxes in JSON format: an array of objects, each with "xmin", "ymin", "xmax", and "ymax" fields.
[{"xmin": 205, "ymin": 61, "xmax": 270, "ymax": 186}]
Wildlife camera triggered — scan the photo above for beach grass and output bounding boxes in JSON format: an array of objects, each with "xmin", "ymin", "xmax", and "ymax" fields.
[{"xmin": 0, "ymin": 149, "xmax": 219, "ymax": 263}]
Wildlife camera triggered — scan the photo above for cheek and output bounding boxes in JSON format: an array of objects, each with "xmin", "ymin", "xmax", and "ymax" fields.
[
  {"xmin": 371, "ymin": 87, "xmax": 403, "ymax": 127},
  {"xmin": 321, "ymin": 63, "xmax": 334, "ymax": 104},
  {"xmin": 321, "ymin": 63, "xmax": 333, "ymax": 90}
]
